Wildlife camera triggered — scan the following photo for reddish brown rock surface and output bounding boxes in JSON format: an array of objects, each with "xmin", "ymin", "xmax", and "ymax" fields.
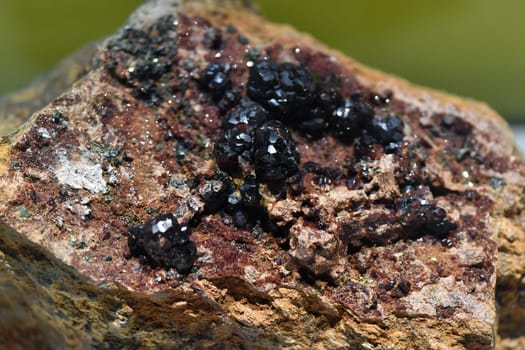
[{"xmin": 1, "ymin": 0, "xmax": 524, "ymax": 348}]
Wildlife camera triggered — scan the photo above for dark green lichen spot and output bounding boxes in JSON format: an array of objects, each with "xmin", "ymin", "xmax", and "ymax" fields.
[{"xmin": 17, "ymin": 206, "xmax": 31, "ymax": 218}]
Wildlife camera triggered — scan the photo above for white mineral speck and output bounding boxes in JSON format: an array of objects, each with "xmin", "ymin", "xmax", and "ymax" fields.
[
  {"xmin": 55, "ymin": 152, "xmax": 108, "ymax": 194},
  {"xmin": 37, "ymin": 127, "xmax": 52, "ymax": 139}
]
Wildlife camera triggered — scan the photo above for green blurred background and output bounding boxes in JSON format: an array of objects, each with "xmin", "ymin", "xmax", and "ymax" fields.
[{"xmin": 0, "ymin": 0, "xmax": 524, "ymax": 121}]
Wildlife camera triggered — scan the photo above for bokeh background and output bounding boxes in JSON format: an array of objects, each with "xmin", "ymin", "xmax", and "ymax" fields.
[{"xmin": 0, "ymin": 0, "xmax": 523, "ymax": 148}]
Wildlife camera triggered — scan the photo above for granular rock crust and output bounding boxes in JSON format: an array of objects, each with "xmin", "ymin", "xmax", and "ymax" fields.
[{"xmin": 0, "ymin": 0, "xmax": 524, "ymax": 349}]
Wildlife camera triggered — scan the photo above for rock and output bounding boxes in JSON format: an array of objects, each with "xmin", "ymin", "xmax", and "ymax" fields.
[
  {"xmin": 0, "ymin": 0, "xmax": 524, "ymax": 348},
  {"xmin": 0, "ymin": 43, "xmax": 98, "ymax": 136},
  {"xmin": 0, "ymin": 220, "xmax": 279, "ymax": 349}
]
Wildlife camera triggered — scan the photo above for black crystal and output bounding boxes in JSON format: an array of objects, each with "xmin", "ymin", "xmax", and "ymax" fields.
[
  {"xmin": 202, "ymin": 27, "xmax": 222, "ymax": 50},
  {"xmin": 232, "ymin": 210, "xmax": 249, "ymax": 228},
  {"xmin": 247, "ymin": 60, "xmax": 315, "ymax": 121},
  {"xmin": 213, "ymin": 128, "xmax": 253, "ymax": 172},
  {"xmin": 199, "ymin": 62, "xmax": 232, "ymax": 99},
  {"xmin": 424, "ymin": 207, "xmax": 457, "ymax": 236},
  {"xmin": 253, "ymin": 121, "xmax": 300, "ymax": 182},
  {"xmin": 223, "ymin": 100, "xmax": 269, "ymax": 130},
  {"xmin": 239, "ymin": 175, "xmax": 262, "ymax": 207},
  {"xmin": 298, "ymin": 84, "xmax": 342, "ymax": 136},
  {"xmin": 329, "ymin": 99, "xmax": 373, "ymax": 141},
  {"xmin": 105, "ymin": 15, "xmax": 178, "ymax": 102},
  {"xmin": 128, "ymin": 213, "xmax": 197, "ymax": 273},
  {"xmin": 218, "ymin": 90, "xmax": 241, "ymax": 113},
  {"xmin": 368, "ymin": 114, "xmax": 404, "ymax": 144},
  {"xmin": 396, "ymin": 186, "xmax": 457, "ymax": 237},
  {"xmin": 199, "ymin": 172, "xmax": 235, "ymax": 213},
  {"xmin": 226, "ymin": 193, "xmax": 243, "ymax": 213}
]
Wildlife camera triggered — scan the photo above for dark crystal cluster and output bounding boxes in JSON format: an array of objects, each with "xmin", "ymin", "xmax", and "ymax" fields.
[
  {"xmin": 128, "ymin": 213, "xmax": 197, "ymax": 273},
  {"xmin": 229, "ymin": 175, "xmax": 267, "ymax": 229},
  {"xmin": 213, "ymin": 128, "xmax": 254, "ymax": 173},
  {"xmin": 199, "ymin": 62, "xmax": 232, "ymax": 100},
  {"xmin": 121, "ymin": 20, "xmax": 462, "ymax": 273},
  {"xmin": 213, "ymin": 97, "xmax": 300, "ymax": 182},
  {"xmin": 247, "ymin": 60, "xmax": 388, "ymax": 143},
  {"xmin": 105, "ymin": 15, "xmax": 178, "ymax": 102},
  {"xmin": 208, "ymin": 58, "xmax": 408, "ymax": 187},
  {"xmin": 341, "ymin": 184, "xmax": 457, "ymax": 251},
  {"xmin": 198, "ymin": 171, "xmax": 235, "ymax": 213},
  {"xmin": 222, "ymin": 100, "xmax": 269, "ymax": 130},
  {"xmin": 213, "ymin": 100, "xmax": 270, "ymax": 173},
  {"xmin": 199, "ymin": 56, "xmax": 453, "ymax": 238},
  {"xmin": 253, "ymin": 121, "xmax": 300, "ymax": 181},
  {"xmin": 247, "ymin": 60, "xmax": 316, "ymax": 121},
  {"xmin": 239, "ymin": 175, "xmax": 262, "ymax": 207},
  {"xmin": 396, "ymin": 186, "xmax": 457, "ymax": 237},
  {"xmin": 368, "ymin": 114, "xmax": 405, "ymax": 144},
  {"xmin": 329, "ymin": 98, "xmax": 373, "ymax": 140},
  {"xmin": 198, "ymin": 172, "xmax": 266, "ymax": 230},
  {"xmin": 355, "ymin": 114, "xmax": 405, "ymax": 157}
]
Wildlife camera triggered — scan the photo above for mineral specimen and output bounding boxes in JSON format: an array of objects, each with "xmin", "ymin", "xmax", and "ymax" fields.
[{"xmin": 0, "ymin": 0, "xmax": 524, "ymax": 349}]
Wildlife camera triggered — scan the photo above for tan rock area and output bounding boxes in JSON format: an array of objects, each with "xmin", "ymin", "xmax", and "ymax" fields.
[{"xmin": 1, "ymin": 0, "xmax": 524, "ymax": 348}]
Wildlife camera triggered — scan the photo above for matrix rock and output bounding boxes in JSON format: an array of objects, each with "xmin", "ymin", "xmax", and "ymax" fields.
[{"xmin": 1, "ymin": 0, "xmax": 524, "ymax": 349}]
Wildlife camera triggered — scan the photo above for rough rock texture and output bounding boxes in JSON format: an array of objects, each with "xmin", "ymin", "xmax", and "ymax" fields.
[
  {"xmin": 1, "ymin": 0, "xmax": 524, "ymax": 349},
  {"xmin": 0, "ymin": 220, "xmax": 282, "ymax": 349},
  {"xmin": 0, "ymin": 43, "xmax": 98, "ymax": 136}
]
